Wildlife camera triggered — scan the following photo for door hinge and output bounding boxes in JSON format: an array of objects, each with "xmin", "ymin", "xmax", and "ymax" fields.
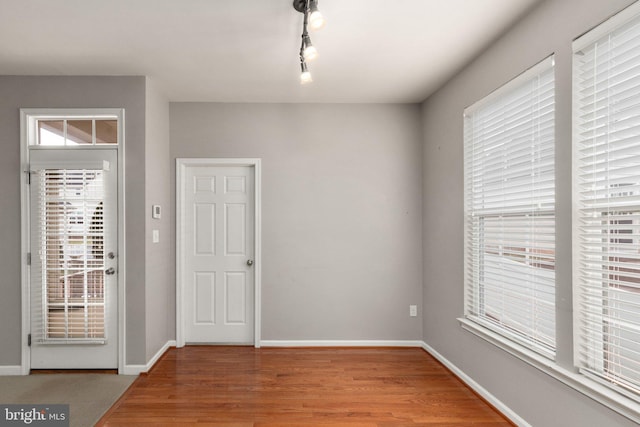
[
  {"xmin": 25, "ymin": 170, "xmax": 31, "ymax": 185},
  {"xmin": 26, "ymin": 252, "xmax": 31, "ymax": 266},
  {"xmin": 27, "ymin": 334, "xmax": 31, "ymax": 347}
]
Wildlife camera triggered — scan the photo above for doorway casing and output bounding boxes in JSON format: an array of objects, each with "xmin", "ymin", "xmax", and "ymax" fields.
[
  {"xmin": 20, "ymin": 108, "xmax": 126, "ymax": 374},
  {"xmin": 175, "ymin": 158, "xmax": 262, "ymax": 348}
]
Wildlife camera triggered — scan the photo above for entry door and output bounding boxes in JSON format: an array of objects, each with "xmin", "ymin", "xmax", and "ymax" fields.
[
  {"xmin": 182, "ymin": 165, "xmax": 255, "ymax": 343},
  {"xmin": 30, "ymin": 149, "xmax": 118, "ymax": 369}
]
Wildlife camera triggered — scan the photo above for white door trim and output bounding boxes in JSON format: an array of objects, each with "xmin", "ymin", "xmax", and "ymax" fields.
[
  {"xmin": 176, "ymin": 158, "xmax": 262, "ymax": 348},
  {"xmin": 20, "ymin": 108, "xmax": 126, "ymax": 374}
]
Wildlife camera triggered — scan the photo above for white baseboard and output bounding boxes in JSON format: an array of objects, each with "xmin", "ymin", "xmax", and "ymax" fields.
[
  {"xmin": 121, "ymin": 364, "xmax": 145, "ymax": 376},
  {"xmin": 122, "ymin": 340, "xmax": 176, "ymax": 375},
  {"xmin": 420, "ymin": 341, "xmax": 531, "ymax": 427},
  {"xmin": 260, "ymin": 340, "xmax": 424, "ymax": 348},
  {"xmin": 0, "ymin": 365, "xmax": 23, "ymax": 376}
]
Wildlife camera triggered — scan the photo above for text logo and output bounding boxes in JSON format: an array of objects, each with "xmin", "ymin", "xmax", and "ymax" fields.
[{"xmin": 0, "ymin": 405, "xmax": 68, "ymax": 427}]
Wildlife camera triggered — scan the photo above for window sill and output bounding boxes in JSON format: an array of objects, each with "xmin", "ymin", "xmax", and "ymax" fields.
[{"xmin": 458, "ymin": 318, "xmax": 640, "ymax": 424}]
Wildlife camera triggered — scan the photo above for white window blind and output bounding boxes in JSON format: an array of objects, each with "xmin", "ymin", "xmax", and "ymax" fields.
[
  {"xmin": 574, "ymin": 3, "xmax": 640, "ymax": 398},
  {"xmin": 464, "ymin": 56, "xmax": 556, "ymax": 358},
  {"xmin": 32, "ymin": 168, "xmax": 108, "ymax": 344}
]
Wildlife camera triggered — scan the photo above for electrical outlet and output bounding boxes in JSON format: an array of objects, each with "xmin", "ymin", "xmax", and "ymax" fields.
[{"xmin": 409, "ymin": 305, "xmax": 417, "ymax": 317}]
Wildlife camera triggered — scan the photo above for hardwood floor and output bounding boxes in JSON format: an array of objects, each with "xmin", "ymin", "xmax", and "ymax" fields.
[{"xmin": 98, "ymin": 346, "xmax": 514, "ymax": 426}]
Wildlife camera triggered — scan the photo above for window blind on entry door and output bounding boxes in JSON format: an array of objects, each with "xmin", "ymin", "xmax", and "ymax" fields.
[
  {"xmin": 464, "ymin": 56, "xmax": 556, "ymax": 359},
  {"xmin": 31, "ymin": 167, "xmax": 108, "ymax": 344},
  {"xmin": 573, "ymin": 3, "xmax": 640, "ymax": 398}
]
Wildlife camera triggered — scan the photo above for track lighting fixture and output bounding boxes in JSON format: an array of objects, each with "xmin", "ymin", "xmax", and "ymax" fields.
[{"xmin": 293, "ymin": 0, "xmax": 325, "ymax": 84}]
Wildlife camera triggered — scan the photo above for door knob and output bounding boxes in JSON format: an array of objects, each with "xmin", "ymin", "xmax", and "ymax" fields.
[
  {"xmin": 105, "ymin": 267, "xmax": 116, "ymax": 275},
  {"xmin": 107, "ymin": 252, "xmax": 115, "ymax": 259},
  {"xmin": 246, "ymin": 259, "xmax": 254, "ymax": 266}
]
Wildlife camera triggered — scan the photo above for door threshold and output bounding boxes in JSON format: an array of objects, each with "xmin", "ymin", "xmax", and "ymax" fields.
[{"xmin": 30, "ymin": 369, "xmax": 118, "ymax": 375}]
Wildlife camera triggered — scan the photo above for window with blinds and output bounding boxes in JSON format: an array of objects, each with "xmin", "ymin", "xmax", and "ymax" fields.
[
  {"xmin": 464, "ymin": 56, "xmax": 556, "ymax": 358},
  {"xmin": 573, "ymin": 2, "xmax": 640, "ymax": 399},
  {"xmin": 32, "ymin": 169, "xmax": 107, "ymax": 343}
]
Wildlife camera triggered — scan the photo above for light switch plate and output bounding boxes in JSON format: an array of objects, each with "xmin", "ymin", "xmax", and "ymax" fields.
[
  {"xmin": 152, "ymin": 229, "xmax": 160, "ymax": 243},
  {"xmin": 152, "ymin": 205, "xmax": 161, "ymax": 219}
]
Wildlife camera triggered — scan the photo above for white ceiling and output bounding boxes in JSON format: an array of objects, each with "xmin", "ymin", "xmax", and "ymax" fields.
[{"xmin": 0, "ymin": 0, "xmax": 541, "ymax": 103}]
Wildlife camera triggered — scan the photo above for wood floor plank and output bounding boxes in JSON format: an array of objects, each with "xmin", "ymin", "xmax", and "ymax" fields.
[{"xmin": 98, "ymin": 347, "xmax": 514, "ymax": 426}]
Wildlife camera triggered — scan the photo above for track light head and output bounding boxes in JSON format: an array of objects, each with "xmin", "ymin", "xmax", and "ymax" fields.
[
  {"xmin": 300, "ymin": 61, "xmax": 312, "ymax": 84},
  {"xmin": 308, "ymin": 0, "xmax": 326, "ymax": 30},
  {"xmin": 293, "ymin": 0, "xmax": 325, "ymax": 30},
  {"xmin": 302, "ymin": 35, "xmax": 318, "ymax": 61},
  {"xmin": 303, "ymin": 45, "xmax": 318, "ymax": 61}
]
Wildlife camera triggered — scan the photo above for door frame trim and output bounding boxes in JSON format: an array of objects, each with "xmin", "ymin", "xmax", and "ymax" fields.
[
  {"xmin": 20, "ymin": 108, "xmax": 126, "ymax": 374},
  {"xmin": 175, "ymin": 158, "xmax": 262, "ymax": 348}
]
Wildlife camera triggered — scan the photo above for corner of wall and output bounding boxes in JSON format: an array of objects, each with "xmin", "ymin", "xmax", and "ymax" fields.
[{"xmin": 144, "ymin": 78, "xmax": 173, "ymax": 362}]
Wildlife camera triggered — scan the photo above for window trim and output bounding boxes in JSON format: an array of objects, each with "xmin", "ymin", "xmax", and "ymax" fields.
[
  {"xmin": 571, "ymin": 0, "xmax": 640, "ymax": 408},
  {"xmin": 463, "ymin": 54, "xmax": 557, "ymax": 360}
]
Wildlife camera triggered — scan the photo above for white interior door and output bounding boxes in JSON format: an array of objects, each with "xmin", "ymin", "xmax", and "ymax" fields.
[
  {"xmin": 29, "ymin": 149, "xmax": 118, "ymax": 369},
  {"xmin": 182, "ymin": 164, "xmax": 255, "ymax": 343}
]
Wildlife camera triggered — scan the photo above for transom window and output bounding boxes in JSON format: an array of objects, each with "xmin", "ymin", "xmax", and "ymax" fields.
[{"xmin": 36, "ymin": 119, "xmax": 118, "ymax": 146}]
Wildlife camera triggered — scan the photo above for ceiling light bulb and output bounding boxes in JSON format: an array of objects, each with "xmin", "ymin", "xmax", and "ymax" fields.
[
  {"xmin": 303, "ymin": 44, "xmax": 318, "ymax": 61},
  {"xmin": 308, "ymin": 1, "xmax": 325, "ymax": 30},
  {"xmin": 309, "ymin": 10, "xmax": 325, "ymax": 30},
  {"xmin": 300, "ymin": 70, "xmax": 312, "ymax": 84},
  {"xmin": 300, "ymin": 62, "xmax": 312, "ymax": 84}
]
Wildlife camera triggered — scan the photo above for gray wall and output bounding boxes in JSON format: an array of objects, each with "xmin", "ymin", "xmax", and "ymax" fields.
[
  {"xmin": 144, "ymin": 78, "xmax": 173, "ymax": 360},
  {"xmin": 0, "ymin": 76, "xmax": 148, "ymax": 366},
  {"xmin": 421, "ymin": 0, "xmax": 638, "ymax": 425},
  {"xmin": 170, "ymin": 103, "xmax": 423, "ymax": 341}
]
